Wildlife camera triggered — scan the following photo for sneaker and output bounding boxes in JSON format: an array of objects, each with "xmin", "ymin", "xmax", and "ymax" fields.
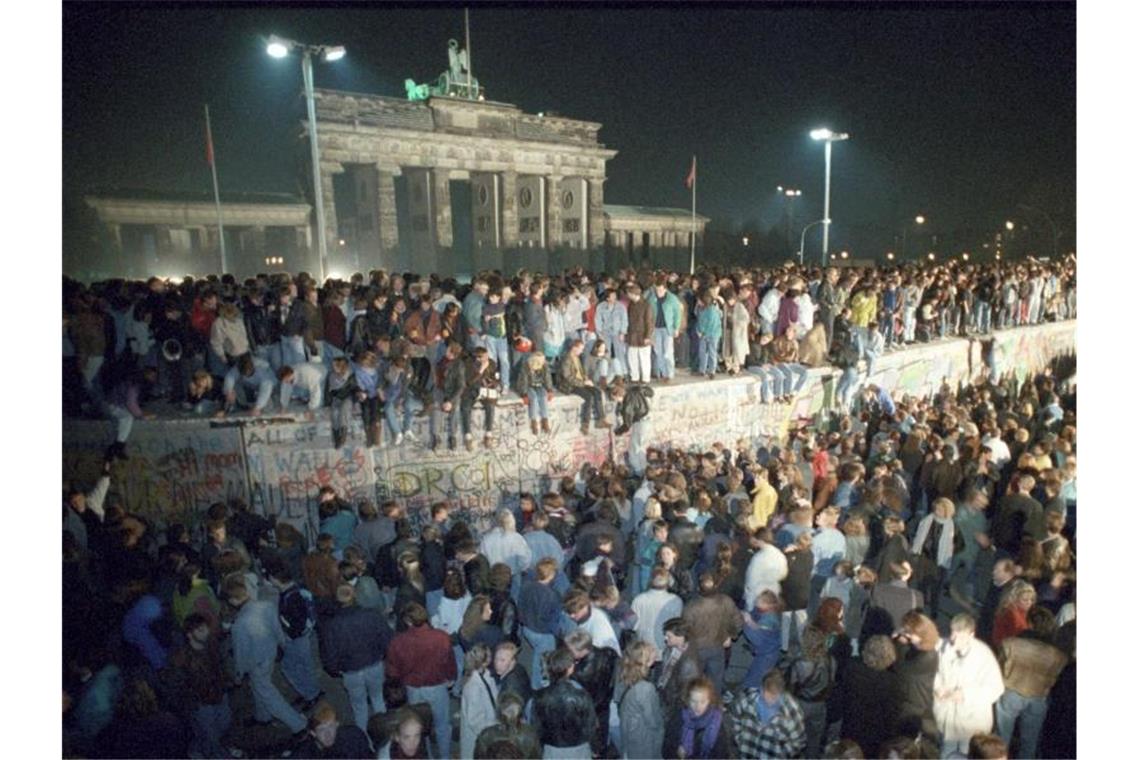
[
  {"xmin": 483, "ymin": 434, "xmax": 493, "ymax": 449},
  {"xmin": 394, "ymin": 432, "xmax": 404, "ymax": 446},
  {"xmin": 404, "ymin": 430, "xmax": 418, "ymax": 443},
  {"xmin": 464, "ymin": 434, "xmax": 475, "ymax": 452},
  {"xmin": 580, "ymin": 424, "xmax": 590, "ymax": 436},
  {"xmin": 448, "ymin": 437, "xmax": 457, "ymax": 451},
  {"xmin": 531, "ymin": 419, "xmax": 539, "ymax": 435},
  {"xmin": 541, "ymin": 419, "xmax": 551, "ymax": 434}
]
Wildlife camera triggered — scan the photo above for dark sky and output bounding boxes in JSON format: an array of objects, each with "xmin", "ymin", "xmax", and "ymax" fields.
[{"xmin": 63, "ymin": 1, "xmax": 1075, "ymax": 254}]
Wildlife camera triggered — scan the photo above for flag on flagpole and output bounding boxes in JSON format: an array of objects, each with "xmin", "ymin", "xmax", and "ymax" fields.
[
  {"xmin": 206, "ymin": 119, "xmax": 216, "ymax": 166},
  {"xmin": 684, "ymin": 156, "xmax": 696, "ymax": 189}
]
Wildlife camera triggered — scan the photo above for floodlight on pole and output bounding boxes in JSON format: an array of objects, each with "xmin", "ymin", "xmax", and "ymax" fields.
[
  {"xmin": 265, "ymin": 34, "xmax": 346, "ymax": 283},
  {"xmin": 810, "ymin": 128, "xmax": 849, "ymax": 265}
]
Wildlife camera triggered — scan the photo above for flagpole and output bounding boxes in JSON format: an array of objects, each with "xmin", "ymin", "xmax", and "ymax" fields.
[
  {"xmin": 689, "ymin": 155, "xmax": 696, "ymax": 275},
  {"xmin": 465, "ymin": 8, "xmax": 473, "ymax": 99},
  {"xmin": 205, "ymin": 104, "xmax": 227, "ymax": 274}
]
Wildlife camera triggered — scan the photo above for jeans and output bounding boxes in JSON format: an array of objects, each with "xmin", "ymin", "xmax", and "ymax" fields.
[
  {"xmin": 973, "ymin": 302, "xmax": 992, "ymax": 334},
  {"xmin": 485, "ymin": 336, "xmax": 511, "ymax": 393},
  {"xmin": 460, "ymin": 398, "xmax": 496, "ymax": 436},
  {"xmin": 599, "ymin": 333, "xmax": 627, "ymax": 376},
  {"xmin": 781, "ymin": 609, "xmax": 808, "ymax": 651},
  {"xmin": 343, "ymin": 660, "xmax": 386, "ymax": 732},
  {"xmin": 81, "ymin": 356, "xmax": 105, "ymax": 407},
  {"xmin": 773, "ymin": 363, "xmax": 808, "ymax": 396},
  {"xmin": 568, "ymin": 386, "xmax": 604, "ymax": 425},
  {"xmin": 697, "ymin": 335, "xmax": 718, "ymax": 374},
  {"xmin": 995, "ymin": 689, "xmax": 1048, "ymax": 759},
  {"xmin": 330, "ymin": 397, "xmax": 354, "ymax": 445},
  {"xmin": 407, "ymin": 683, "xmax": 451, "ymax": 760},
  {"xmin": 696, "ymin": 645, "xmax": 727, "ymax": 693},
  {"xmin": 747, "ymin": 366, "xmax": 779, "ymax": 403},
  {"xmin": 280, "ymin": 335, "xmax": 307, "ymax": 367},
  {"xmin": 426, "ymin": 588, "xmax": 443, "ymax": 619},
  {"xmin": 628, "ymin": 345, "xmax": 652, "ymax": 382},
  {"xmin": 431, "ymin": 392, "xmax": 463, "ymax": 444},
  {"xmin": 527, "ymin": 388, "xmax": 550, "ymax": 420},
  {"xmin": 522, "ymin": 626, "xmax": 557, "ymax": 690},
  {"xmin": 248, "ymin": 658, "xmax": 306, "ymax": 733},
  {"xmin": 190, "ymin": 696, "xmax": 232, "ymax": 759},
  {"xmin": 105, "ymin": 403, "xmax": 135, "ymax": 443},
  {"xmin": 652, "ymin": 327, "xmax": 675, "ymax": 378},
  {"xmin": 280, "ymin": 631, "xmax": 321, "ymax": 702},
  {"xmin": 385, "ymin": 395, "xmax": 424, "ymax": 438},
  {"xmin": 834, "ymin": 367, "xmax": 859, "ymax": 411},
  {"xmin": 903, "ymin": 310, "xmax": 917, "ymax": 342},
  {"xmin": 853, "ymin": 325, "xmax": 869, "ymax": 363}
]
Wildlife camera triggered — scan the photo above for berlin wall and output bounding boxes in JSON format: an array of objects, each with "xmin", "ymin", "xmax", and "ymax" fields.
[{"xmin": 62, "ymin": 321, "xmax": 1075, "ymax": 541}]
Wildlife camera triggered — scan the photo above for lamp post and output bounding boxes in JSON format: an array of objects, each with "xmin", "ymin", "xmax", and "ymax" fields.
[
  {"xmin": 901, "ymin": 215, "xmax": 926, "ymax": 260},
  {"xmin": 267, "ymin": 34, "xmax": 346, "ymax": 282},
  {"xmin": 777, "ymin": 186, "xmax": 802, "ymax": 254},
  {"xmin": 810, "ymin": 128, "xmax": 849, "ymax": 265},
  {"xmin": 798, "ymin": 218, "xmax": 829, "ymax": 267},
  {"xmin": 1016, "ymin": 204, "xmax": 1060, "ymax": 259}
]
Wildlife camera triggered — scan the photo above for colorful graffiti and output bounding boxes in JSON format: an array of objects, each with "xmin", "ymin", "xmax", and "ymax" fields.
[{"xmin": 62, "ymin": 322, "xmax": 1075, "ymax": 529}]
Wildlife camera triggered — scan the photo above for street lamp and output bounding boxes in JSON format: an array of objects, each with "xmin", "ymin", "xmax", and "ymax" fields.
[
  {"xmin": 1005, "ymin": 220, "xmax": 1015, "ymax": 231},
  {"xmin": 777, "ymin": 186, "xmax": 802, "ymax": 252},
  {"xmin": 797, "ymin": 218, "xmax": 829, "ymax": 267},
  {"xmin": 1016, "ymin": 204, "xmax": 1061, "ymax": 259},
  {"xmin": 901, "ymin": 215, "xmax": 926, "ymax": 260},
  {"xmin": 886, "ymin": 251, "xmax": 895, "ymax": 261},
  {"xmin": 266, "ymin": 34, "xmax": 346, "ymax": 282},
  {"xmin": 810, "ymin": 128, "xmax": 849, "ymax": 264}
]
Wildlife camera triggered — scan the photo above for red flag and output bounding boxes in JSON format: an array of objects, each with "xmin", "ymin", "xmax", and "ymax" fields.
[
  {"xmin": 684, "ymin": 156, "xmax": 696, "ymax": 190},
  {"xmin": 206, "ymin": 122, "xmax": 215, "ymax": 166}
]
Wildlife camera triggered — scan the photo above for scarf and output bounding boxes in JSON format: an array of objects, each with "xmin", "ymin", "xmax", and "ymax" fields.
[
  {"xmin": 912, "ymin": 513, "xmax": 955, "ymax": 569},
  {"xmin": 680, "ymin": 706, "xmax": 723, "ymax": 759}
]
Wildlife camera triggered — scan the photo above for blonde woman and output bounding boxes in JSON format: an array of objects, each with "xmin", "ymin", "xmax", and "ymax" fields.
[
  {"xmin": 459, "ymin": 644, "xmax": 499, "ymax": 759},
  {"xmin": 614, "ymin": 640, "xmax": 663, "ymax": 759}
]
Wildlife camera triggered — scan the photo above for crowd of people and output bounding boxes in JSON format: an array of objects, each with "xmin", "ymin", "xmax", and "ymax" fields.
[
  {"xmin": 62, "ymin": 255, "xmax": 1075, "ymax": 458},
  {"xmin": 63, "ymin": 261, "xmax": 1077, "ymax": 760}
]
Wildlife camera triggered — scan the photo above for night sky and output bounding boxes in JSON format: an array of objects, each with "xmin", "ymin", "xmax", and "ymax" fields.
[{"xmin": 63, "ymin": 1, "xmax": 1075, "ymax": 255}]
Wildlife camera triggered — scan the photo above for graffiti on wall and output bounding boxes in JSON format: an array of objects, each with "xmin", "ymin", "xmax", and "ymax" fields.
[
  {"xmin": 62, "ymin": 323, "xmax": 1076, "ymax": 530},
  {"xmin": 62, "ymin": 421, "xmax": 248, "ymax": 527}
]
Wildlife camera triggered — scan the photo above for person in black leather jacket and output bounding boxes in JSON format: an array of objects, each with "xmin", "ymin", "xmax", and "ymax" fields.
[
  {"xmin": 492, "ymin": 641, "xmax": 533, "ymax": 709},
  {"xmin": 533, "ymin": 648, "xmax": 597, "ymax": 755},
  {"xmin": 487, "ymin": 564, "xmax": 519, "ymax": 644},
  {"xmin": 565, "ymin": 628, "xmax": 618, "ymax": 755}
]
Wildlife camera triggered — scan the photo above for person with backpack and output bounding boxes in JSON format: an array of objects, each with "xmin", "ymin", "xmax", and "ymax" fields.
[{"xmin": 266, "ymin": 556, "xmax": 323, "ymax": 713}]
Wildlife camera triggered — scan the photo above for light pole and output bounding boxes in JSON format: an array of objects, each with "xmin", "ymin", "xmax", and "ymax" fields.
[
  {"xmin": 1016, "ymin": 204, "xmax": 1060, "ymax": 259},
  {"xmin": 777, "ymin": 186, "xmax": 802, "ymax": 254},
  {"xmin": 267, "ymin": 34, "xmax": 346, "ymax": 282},
  {"xmin": 798, "ymin": 218, "xmax": 829, "ymax": 267},
  {"xmin": 901, "ymin": 215, "xmax": 925, "ymax": 260},
  {"xmin": 810, "ymin": 128, "xmax": 849, "ymax": 265}
]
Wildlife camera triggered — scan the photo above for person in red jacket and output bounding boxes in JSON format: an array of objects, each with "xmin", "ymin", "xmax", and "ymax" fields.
[{"xmin": 385, "ymin": 603, "xmax": 457, "ymax": 759}]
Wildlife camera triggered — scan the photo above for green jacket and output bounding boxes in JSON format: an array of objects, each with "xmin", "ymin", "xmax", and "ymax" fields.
[{"xmin": 645, "ymin": 289, "xmax": 682, "ymax": 334}]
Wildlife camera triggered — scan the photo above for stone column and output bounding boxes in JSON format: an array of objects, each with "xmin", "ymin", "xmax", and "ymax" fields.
[
  {"xmin": 319, "ymin": 162, "xmax": 343, "ymax": 274},
  {"xmin": 500, "ymin": 170, "xmax": 519, "ymax": 248},
  {"xmin": 545, "ymin": 175, "xmax": 563, "ymax": 249},
  {"xmin": 375, "ymin": 166, "xmax": 399, "ymax": 258},
  {"xmin": 587, "ymin": 177, "xmax": 606, "ymax": 250},
  {"xmin": 432, "ymin": 169, "xmax": 453, "ymax": 249}
]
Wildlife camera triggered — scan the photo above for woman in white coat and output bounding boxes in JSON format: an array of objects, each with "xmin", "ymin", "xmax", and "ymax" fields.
[{"xmin": 459, "ymin": 644, "xmax": 499, "ymax": 759}]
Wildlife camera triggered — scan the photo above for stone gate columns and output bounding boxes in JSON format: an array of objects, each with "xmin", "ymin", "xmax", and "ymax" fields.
[
  {"xmin": 375, "ymin": 166, "xmax": 399, "ymax": 257},
  {"xmin": 319, "ymin": 162, "xmax": 343, "ymax": 274},
  {"xmin": 432, "ymin": 169, "xmax": 453, "ymax": 249},
  {"xmin": 587, "ymin": 178, "xmax": 606, "ymax": 249},
  {"xmin": 500, "ymin": 170, "xmax": 519, "ymax": 249},
  {"xmin": 545, "ymin": 175, "xmax": 563, "ymax": 249}
]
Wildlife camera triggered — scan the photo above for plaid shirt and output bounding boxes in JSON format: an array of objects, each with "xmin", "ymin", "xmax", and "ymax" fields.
[{"xmin": 729, "ymin": 688, "xmax": 807, "ymax": 759}]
